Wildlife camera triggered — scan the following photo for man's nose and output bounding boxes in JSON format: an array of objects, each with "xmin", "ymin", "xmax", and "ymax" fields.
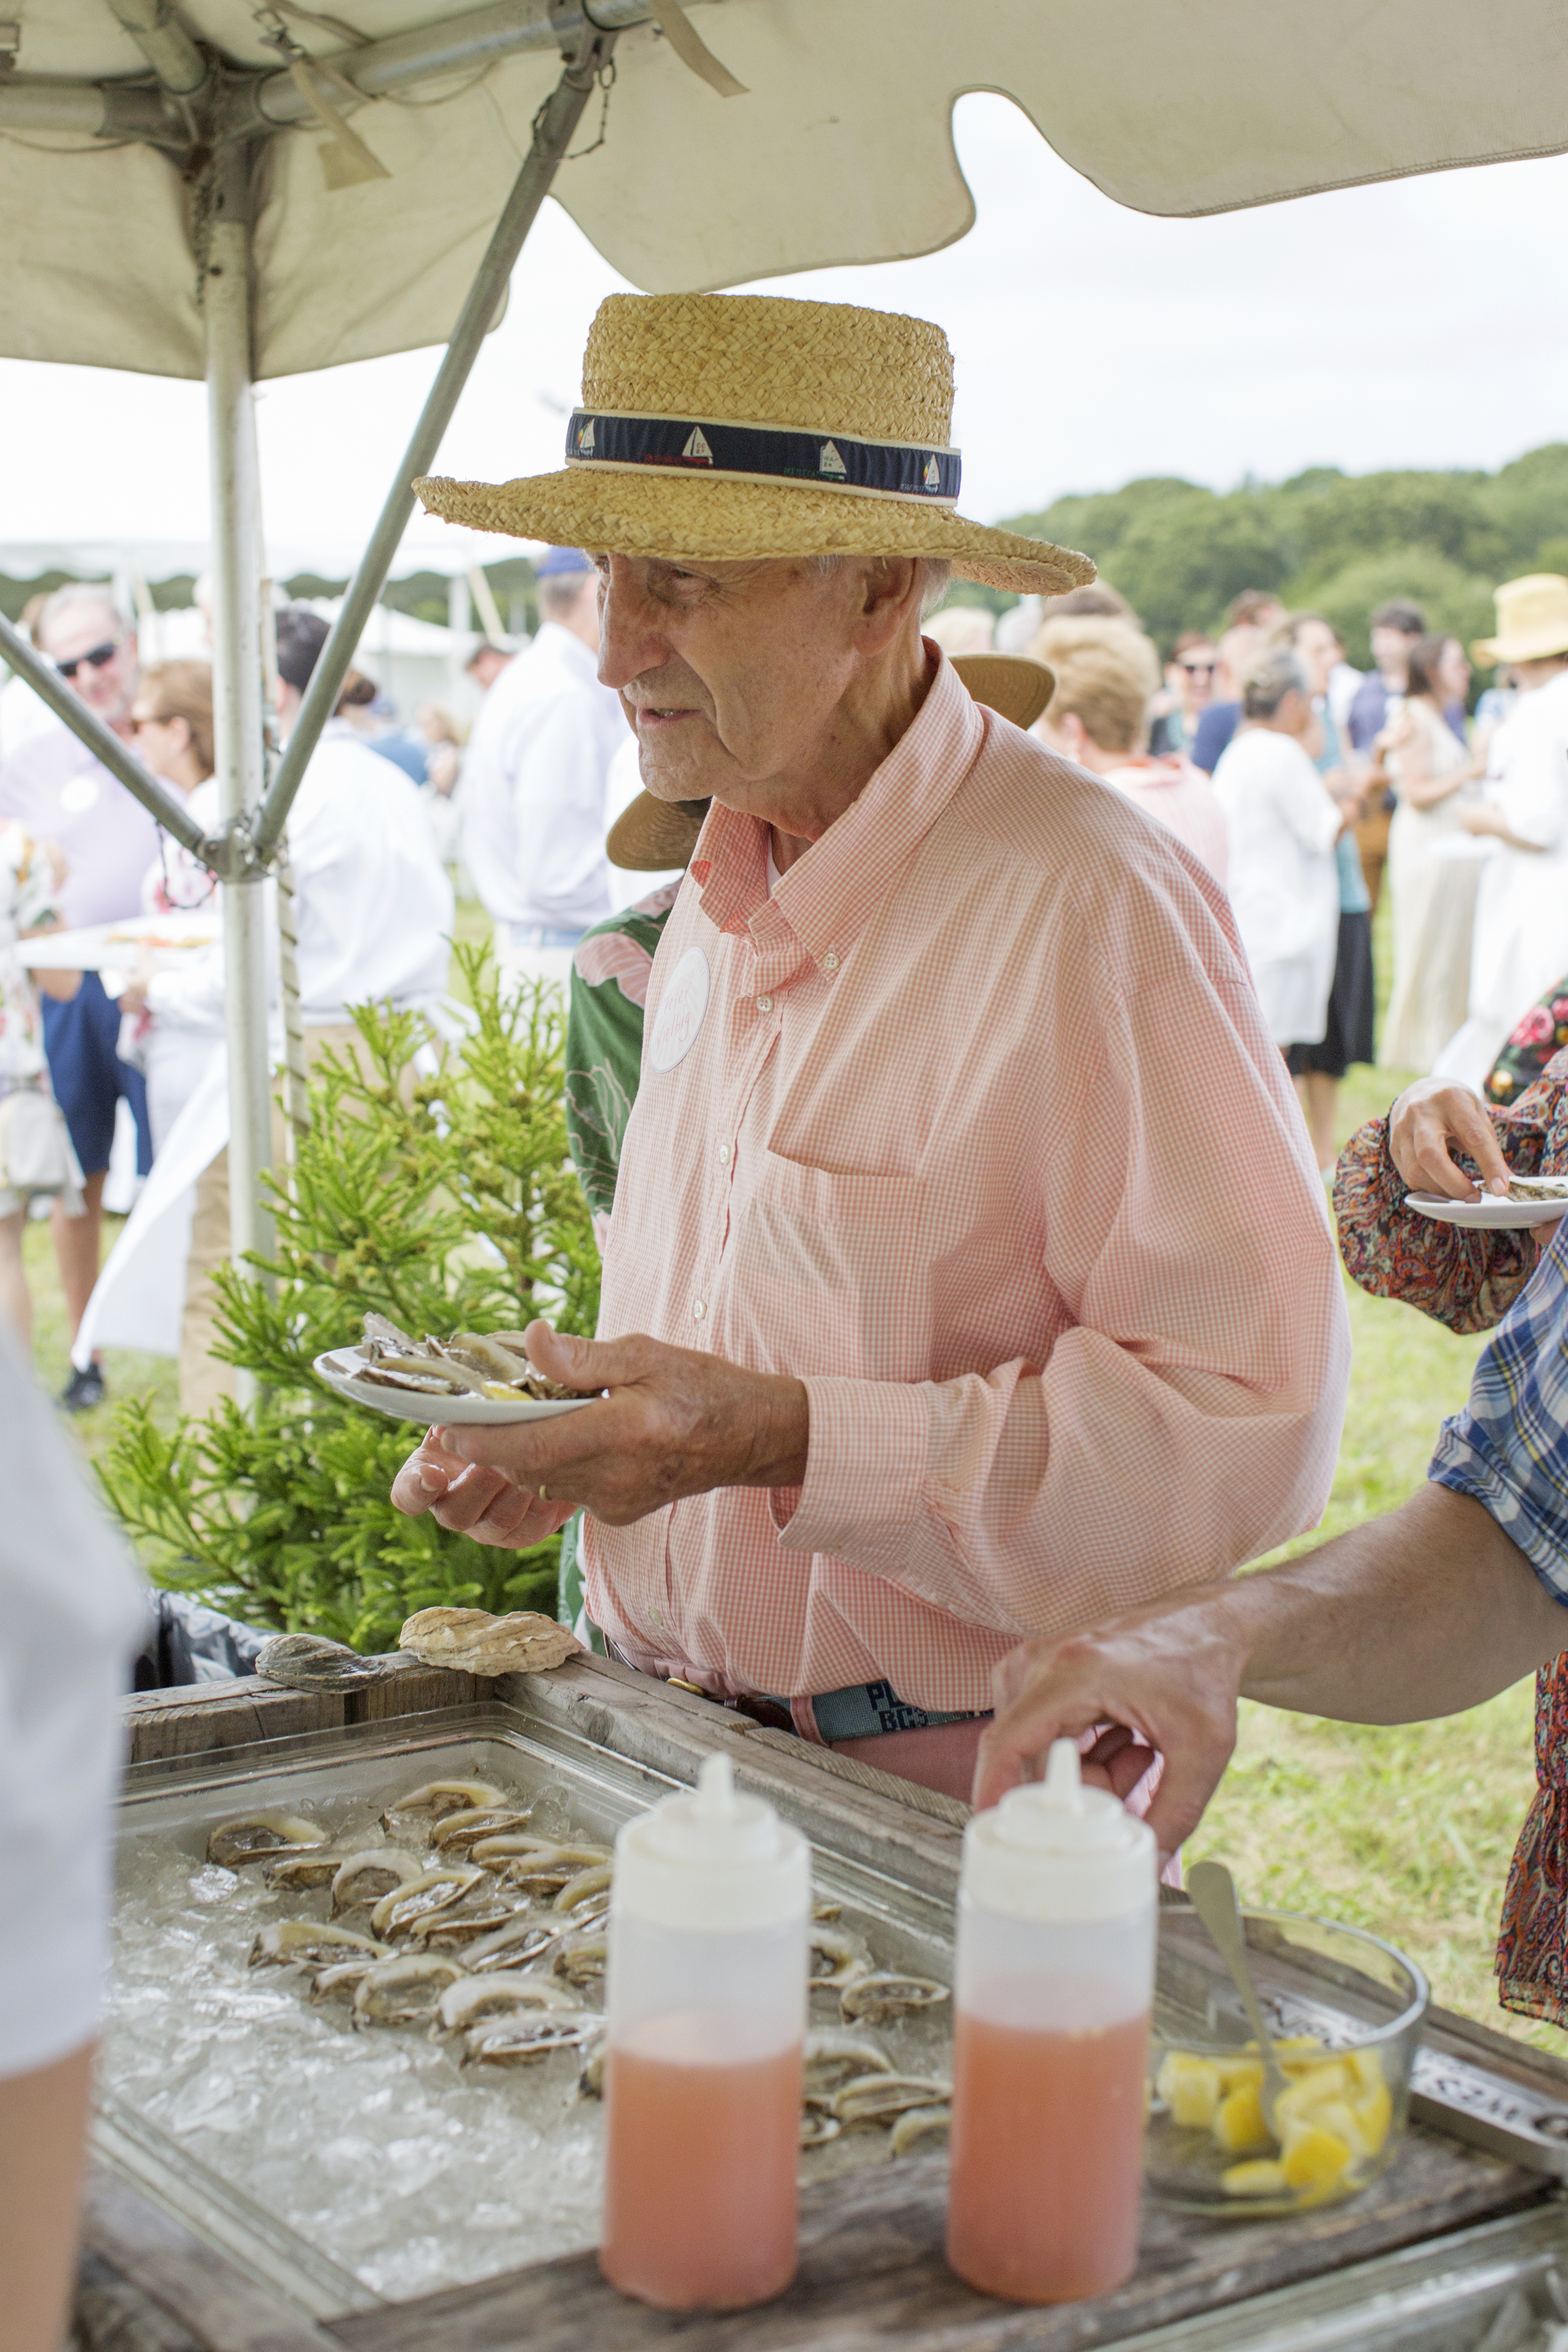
[{"xmin": 596, "ymin": 558, "xmax": 666, "ymax": 690}]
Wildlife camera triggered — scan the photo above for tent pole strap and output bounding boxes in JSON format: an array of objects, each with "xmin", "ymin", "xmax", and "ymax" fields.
[
  {"xmin": 247, "ymin": 27, "xmax": 614, "ymax": 866},
  {"xmin": 206, "ymin": 144, "xmax": 276, "ymax": 1365},
  {"xmin": 0, "ymin": 613, "xmax": 213, "ymax": 858}
]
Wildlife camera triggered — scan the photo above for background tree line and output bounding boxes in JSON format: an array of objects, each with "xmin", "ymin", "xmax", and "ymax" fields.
[{"xmin": 956, "ymin": 443, "xmax": 1568, "ymax": 669}]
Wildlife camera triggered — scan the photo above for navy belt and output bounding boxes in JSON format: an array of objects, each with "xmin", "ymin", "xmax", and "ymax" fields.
[{"xmin": 800, "ymin": 1678, "xmax": 989, "ymax": 1740}]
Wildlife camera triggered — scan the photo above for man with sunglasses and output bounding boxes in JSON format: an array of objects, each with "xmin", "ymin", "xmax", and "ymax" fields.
[{"xmin": 0, "ymin": 585, "xmax": 159, "ymax": 1410}]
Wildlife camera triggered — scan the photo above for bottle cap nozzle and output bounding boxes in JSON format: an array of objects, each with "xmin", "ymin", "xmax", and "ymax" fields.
[{"xmin": 1043, "ymin": 1739, "xmax": 1084, "ymax": 1810}]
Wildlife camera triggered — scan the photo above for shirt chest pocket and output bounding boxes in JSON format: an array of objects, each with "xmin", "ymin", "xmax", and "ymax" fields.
[{"xmin": 717, "ymin": 1149, "xmax": 931, "ymax": 1383}]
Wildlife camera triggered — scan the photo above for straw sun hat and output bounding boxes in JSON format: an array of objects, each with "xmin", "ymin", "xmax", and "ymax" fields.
[
  {"xmin": 416, "ymin": 293, "xmax": 1093, "ymax": 596},
  {"xmin": 606, "ymin": 651, "xmax": 1056, "ymax": 871},
  {"xmin": 1473, "ymin": 574, "xmax": 1568, "ymax": 666}
]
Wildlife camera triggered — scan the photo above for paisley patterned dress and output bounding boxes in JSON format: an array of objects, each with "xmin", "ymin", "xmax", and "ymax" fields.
[{"xmin": 1334, "ymin": 1046, "xmax": 1568, "ymax": 2023}]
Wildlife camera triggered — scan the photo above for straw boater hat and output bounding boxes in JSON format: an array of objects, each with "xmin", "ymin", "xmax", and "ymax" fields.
[
  {"xmin": 1473, "ymin": 574, "xmax": 1568, "ymax": 667},
  {"xmin": 606, "ymin": 652, "xmax": 1056, "ymax": 871},
  {"xmin": 417, "ymin": 292, "xmax": 1094, "ymax": 595}
]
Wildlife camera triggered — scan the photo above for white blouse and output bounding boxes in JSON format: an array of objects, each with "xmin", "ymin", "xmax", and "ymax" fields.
[{"xmin": 1213, "ymin": 725, "xmax": 1343, "ymax": 1047}]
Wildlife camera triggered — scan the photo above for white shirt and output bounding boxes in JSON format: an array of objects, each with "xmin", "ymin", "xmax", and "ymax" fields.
[
  {"xmin": 603, "ymin": 734, "xmax": 685, "ymax": 911},
  {"xmin": 461, "ymin": 623, "xmax": 625, "ymax": 932},
  {"xmin": 146, "ymin": 725, "xmax": 453, "ymax": 1036},
  {"xmin": 0, "ymin": 1322, "xmax": 144, "ymax": 2076},
  {"xmin": 1213, "ymin": 725, "xmax": 1343, "ymax": 1045}
]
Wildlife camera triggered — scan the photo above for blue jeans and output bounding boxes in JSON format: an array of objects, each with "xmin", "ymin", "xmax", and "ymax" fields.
[{"xmin": 500, "ymin": 921, "xmax": 587, "ymax": 950}]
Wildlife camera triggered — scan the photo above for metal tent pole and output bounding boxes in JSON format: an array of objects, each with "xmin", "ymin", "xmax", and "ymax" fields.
[
  {"xmin": 204, "ymin": 144, "xmax": 276, "ymax": 1339},
  {"xmin": 247, "ymin": 27, "xmax": 613, "ymax": 865}
]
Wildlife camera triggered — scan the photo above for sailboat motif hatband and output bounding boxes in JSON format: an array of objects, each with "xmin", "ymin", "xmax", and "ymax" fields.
[{"xmin": 566, "ymin": 409, "xmax": 960, "ymax": 504}]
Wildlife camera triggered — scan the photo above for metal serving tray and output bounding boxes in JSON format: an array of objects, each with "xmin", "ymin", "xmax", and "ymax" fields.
[{"xmin": 103, "ymin": 1701, "xmax": 955, "ymax": 2317}]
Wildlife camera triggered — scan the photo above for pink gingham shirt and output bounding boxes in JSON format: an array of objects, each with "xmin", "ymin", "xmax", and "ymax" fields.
[{"xmin": 585, "ymin": 655, "xmax": 1350, "ymax": 1711}]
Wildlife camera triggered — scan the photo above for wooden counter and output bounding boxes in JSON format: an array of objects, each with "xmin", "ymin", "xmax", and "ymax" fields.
[{"xmin": 79, "ymin": 1653, "xmax": 1567, "ymax": 2352}]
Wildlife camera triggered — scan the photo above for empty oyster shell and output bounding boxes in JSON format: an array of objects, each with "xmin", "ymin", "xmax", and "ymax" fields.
[
  {"xmin": 462, "ymin": 2014, "xmax": 594, "ymax": 2067},
  {"xmin": 381, "ymin": 1780, "xmax": 504, "ymax": 1827},
  {"xmin": 800, "ymin": 2111, "xmax": 843, "ymax": 2148},
  {"xmin": 249, "ymin": 1920, "xmax": 388, "ymax": 1970},
  {"xmin": 253, "ymin": 1632, "xmax": 382, "ymax": 1691},
  {"xmin": 370, "ymin": 1867, "xmax": 483, "ymax": 1938},
  {"xmin": 331, "ymin": 1849, "xmax": 423, "ymax": 1914},
  {"xmin": 890, "ymin": 2105, "xmax": 951, "ymax": 2157},
  {"xmin": 839, "ymin": 1972, "xmax": 950, "ymax": 2025},
  {"xmin": 353, "ymin": 1953, "xmax": 468, "ymax": 2025},
  {"xmin": 208, "ymin": 1812, "xmax": 327, "ymax": 1869},
  {"xmin": 435, "ymin": 1970, "xmax": 581, "ymax": 2036},
  {"xmin": 831, "ymin": 2073, "xmax": 952, "ymax": 2130},
  {"xmin": 398, "ymin": 1607, "xmax": 582, "ymax": 1678}
]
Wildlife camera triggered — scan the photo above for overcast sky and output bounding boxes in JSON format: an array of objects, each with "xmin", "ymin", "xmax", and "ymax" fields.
[{"xmin": 6, "ymin": 91, "xmax": 1568, "ymax": 561}]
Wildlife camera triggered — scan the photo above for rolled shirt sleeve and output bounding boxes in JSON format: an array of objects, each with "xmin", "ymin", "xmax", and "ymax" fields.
[
  {"xmin": 0, "ymin": 1328, "xmax": 144, "ymax": 2076},
  {"xmin": 1428, "ymin": 1218, "xmax": 1568, "ymax": 1600}
]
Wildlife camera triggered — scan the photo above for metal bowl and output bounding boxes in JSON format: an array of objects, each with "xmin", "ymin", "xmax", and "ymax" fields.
[{"xmin": 1147, "ymin": 1904, "xmax": 1429, "ymax": 2217}]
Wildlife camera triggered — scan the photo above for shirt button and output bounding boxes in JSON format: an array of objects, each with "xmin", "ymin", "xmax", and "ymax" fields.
[
  {"xmin": 717, "ymin": 1141, "xmax": 731, "ymax": 1164},
  {"xmin": 821, "ymin": 949, "xmax": 840, "ymax": 972},
  {"xmin": 756, "ymin": 994, "xmax": 773, "ymax": 1013},
  {"xmin": 692, "ymin": 1298, "xmax": 707, "ymax": 1320}
]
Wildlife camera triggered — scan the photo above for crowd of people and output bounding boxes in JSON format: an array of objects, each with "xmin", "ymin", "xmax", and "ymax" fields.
[
  {"xmin": 930, "ymin": 574, "xmax": 1568, "ymax": 1175},
  {"xmin": 2, "ymin": 551, "xmax": 1567, "ymax": 1403}
]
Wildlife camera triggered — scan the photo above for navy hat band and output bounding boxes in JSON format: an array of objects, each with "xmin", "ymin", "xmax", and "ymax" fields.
[{"xmin": 565, "ymin": 409, "xmax": 960, "ymax": 506}]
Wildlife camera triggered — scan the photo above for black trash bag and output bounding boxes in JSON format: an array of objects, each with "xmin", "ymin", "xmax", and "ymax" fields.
[{"xmin": 132, "ymin": 1592, "xmax": 270, "ymax": 1690}]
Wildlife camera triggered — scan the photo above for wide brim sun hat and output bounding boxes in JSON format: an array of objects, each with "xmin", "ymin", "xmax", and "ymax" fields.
[
  {"xmin": 417, "ymin": 293, "xmax": 1093, "ymax": 598},
  {"xmin": 1473, "ymin": 574, "xmax": 1568, "ymax": 667},
  {"xmin": 605, "ymin": 651, "xmax": 1057, "ymax": 872}
]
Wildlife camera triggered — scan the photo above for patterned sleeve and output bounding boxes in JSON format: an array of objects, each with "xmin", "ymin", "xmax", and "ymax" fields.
[
  {"xmin": 563, "ymin": 890, "xmax": 678, "ymax": 1226},
  {"xmin": 1333, "ymin": 1051, "xmax": 1568, "ymax": 1335}
]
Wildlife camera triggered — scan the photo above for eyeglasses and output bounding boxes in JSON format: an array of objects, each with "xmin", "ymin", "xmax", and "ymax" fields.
[
  {"xmin": 1180, "ymin": 661, "xmax": 1217, "ymax": 677},
  {"xmin": 56, "ymin": 639, "xmax": 120, "ymax": 680}
]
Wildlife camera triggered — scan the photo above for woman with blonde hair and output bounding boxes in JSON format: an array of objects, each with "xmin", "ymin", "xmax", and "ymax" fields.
[{"xmin": 113, "ymin": 659, "xmax": 221, "ymax": 1148}]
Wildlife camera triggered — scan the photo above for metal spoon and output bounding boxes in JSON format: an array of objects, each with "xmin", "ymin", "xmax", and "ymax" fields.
[{"xmin": 1186, "ymin": 1859, "xmax": 1289, "ymax": 2131}]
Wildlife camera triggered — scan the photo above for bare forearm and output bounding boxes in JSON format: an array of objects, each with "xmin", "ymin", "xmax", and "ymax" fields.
[
  {"xmin": 1236, "ymin": 1483, "xmax": 1568, "ymax": 1722},
  {"xmin": 0, "ymin": 2041, "xmax": 93, "ymax": 2352}
]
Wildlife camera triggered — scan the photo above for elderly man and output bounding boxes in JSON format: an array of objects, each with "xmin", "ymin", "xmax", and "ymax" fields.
[
  {"xmin": 395, "ymin": 292, "xmax": 1349, "ymax": 1797},
  {"xmin": 461, "ymin": 544, "xmax": 625, "ymax": 970},
  {"xmin": 0, "ymin": 584, "xmax": 159, "ymax": 1408}
]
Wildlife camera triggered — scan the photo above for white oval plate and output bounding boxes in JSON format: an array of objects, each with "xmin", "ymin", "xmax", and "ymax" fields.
[
  {"xmin": 312, "ymin": 1348, "xmax": 598, "ymax": 1426},
  {"xmin": 1405, "ymin": 1192, "xmax": 1567, "ymax": 1231}
]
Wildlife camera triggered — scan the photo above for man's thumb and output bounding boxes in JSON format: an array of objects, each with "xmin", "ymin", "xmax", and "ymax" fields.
[{"xmin": 524, "ymin": 1319, "xmax": 625, "ymax": 1388}]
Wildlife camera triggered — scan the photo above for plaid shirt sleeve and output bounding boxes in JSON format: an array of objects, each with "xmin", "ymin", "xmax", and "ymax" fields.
[{"xmin": 1428, "ymin": 1219, "xmax": 1568, "ymax": 1599}]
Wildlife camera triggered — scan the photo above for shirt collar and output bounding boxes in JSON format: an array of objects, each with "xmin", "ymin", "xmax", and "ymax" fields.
[{"xmin": 689, "ymin": 650, "xmax": 984, "ymax": 979}]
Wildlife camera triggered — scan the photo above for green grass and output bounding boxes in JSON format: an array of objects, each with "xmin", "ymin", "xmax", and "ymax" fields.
[{"xmin": 50, "ymin": 897, "xmax": 1559, "ymax": 2051}]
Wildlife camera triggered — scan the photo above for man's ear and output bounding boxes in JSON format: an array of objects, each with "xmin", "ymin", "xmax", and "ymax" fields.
[{"xmin": 856, "ymin": 557, "xmax": 924, "ymax": 647}]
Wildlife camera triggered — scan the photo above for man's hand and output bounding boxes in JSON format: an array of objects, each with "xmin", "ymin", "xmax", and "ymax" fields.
[
  {"xmin": 390, "ymin": 1320, "xmax": 809, "ymax": 1546},
  {"xmin": 1388, "ymin": 1075, "xmax": 1511, "ymax": 1201},
  {"xmin": 971, "ymin": 1586, "xmax": 1248, "ymax": 1863}
]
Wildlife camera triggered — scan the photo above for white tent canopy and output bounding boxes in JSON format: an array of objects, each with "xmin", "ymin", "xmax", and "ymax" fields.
[
  {"xmin": 6, "ymin": 0, "xmax": 1568, "ymax": 380},
  {"xmin": 3, "ymin": 0, "xmax": 1564, "ymax": 1349},
  {"xmin": 0, "ymin": 530, "xmax": 543, "ymax": 583}
]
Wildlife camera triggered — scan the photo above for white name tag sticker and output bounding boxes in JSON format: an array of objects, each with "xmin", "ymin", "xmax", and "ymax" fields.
[
  {"xmin": 59, "ymin": 774, "xmax": 100, "ymax": 815},
  {"xmin": 647, "ymin": 945, "xmax": 710, "ymax": 1073}
]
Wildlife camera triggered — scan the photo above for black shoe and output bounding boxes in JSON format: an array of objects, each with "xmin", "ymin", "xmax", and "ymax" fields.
[{"xmin": 61, "ymin": 1363, "xmax": 106, "ymax": 1412}]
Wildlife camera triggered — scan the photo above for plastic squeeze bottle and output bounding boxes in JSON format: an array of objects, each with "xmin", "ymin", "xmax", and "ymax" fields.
[
  {"xmin": 946, "ymin": 1739, "xmax": 1158, "ymax": 2304},
  {"xmin": 599, "ymin": 1750, "xmax": 810, "ymax": 2311}
]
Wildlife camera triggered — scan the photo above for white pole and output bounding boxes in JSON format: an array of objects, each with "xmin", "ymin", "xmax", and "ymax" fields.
[{"xmin": 204, "ymin": 148, "xmax": 275, "ymax": 1380}]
